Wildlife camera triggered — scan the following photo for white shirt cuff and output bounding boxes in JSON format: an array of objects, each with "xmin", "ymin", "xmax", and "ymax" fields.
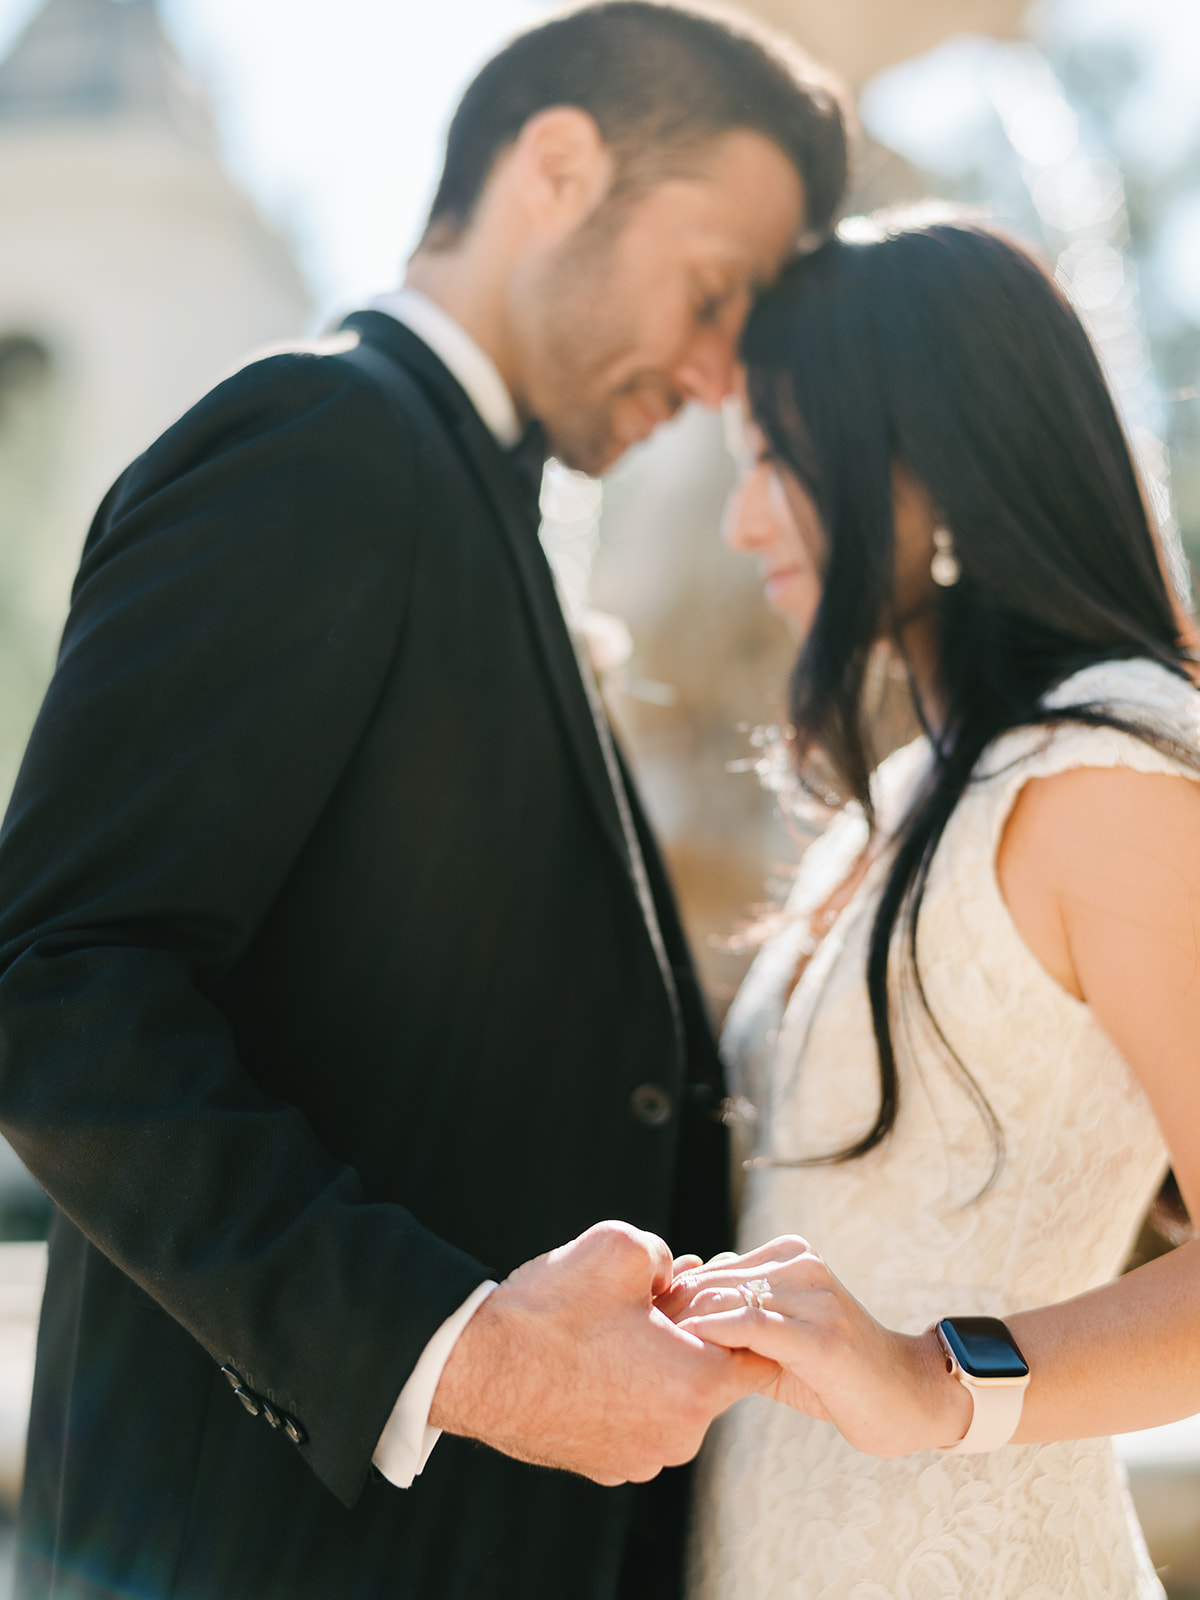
[{"xmin": 371, "ymin": 1280, "xmax": 498, "ymax": 1488}]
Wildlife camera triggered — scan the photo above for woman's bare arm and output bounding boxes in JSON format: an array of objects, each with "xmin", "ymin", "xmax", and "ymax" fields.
[{"xmin": 997, "ymin": 762, "xmax": 1200, "ymax": 1441}]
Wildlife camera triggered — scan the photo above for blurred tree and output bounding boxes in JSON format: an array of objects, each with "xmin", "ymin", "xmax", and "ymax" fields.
[{"xmin": 1048, "ymin": 29, "xmax": 1200, "ymax": 565}]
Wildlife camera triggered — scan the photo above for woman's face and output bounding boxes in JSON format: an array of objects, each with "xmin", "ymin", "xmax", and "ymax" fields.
[
  {"xmin": 722, "ymin": 398, "xmax": 825, "ymax": 638},
  {"xmin": 723, "ymin": 391, "xmax": 943, "ymax": 642}
]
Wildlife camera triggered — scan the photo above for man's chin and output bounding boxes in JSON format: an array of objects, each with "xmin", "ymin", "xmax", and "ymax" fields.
[
  {"xmin": 544, "ymin": 438, "xmax": 612, "ymax": 479},
  {"xmin": 546, "ymin": 425, "xmax": 645, "ymax": 479}
]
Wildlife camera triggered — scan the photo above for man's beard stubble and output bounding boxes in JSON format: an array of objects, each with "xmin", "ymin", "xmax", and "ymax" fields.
[{"xmin": 527, "ymin": 223, "xmax": 680, "ymax": 477}]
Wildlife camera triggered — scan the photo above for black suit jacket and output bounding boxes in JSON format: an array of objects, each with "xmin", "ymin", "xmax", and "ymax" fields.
[{"xmin": 0, "ymin": 313, "xmax": 731, "ymax": 1600}]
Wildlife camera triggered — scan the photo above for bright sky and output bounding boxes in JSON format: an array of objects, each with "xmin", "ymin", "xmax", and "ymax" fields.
[
  {"xmin": 0, "ymin": 0, "xmax": 1195, "ymax": 324},
  {"xmin": 158, "ymin": 0, "xmax": 552, "ymax": 320},
  {"xmin": 0, "ymin": 0, "xmax": 551, "ymax": 322}
]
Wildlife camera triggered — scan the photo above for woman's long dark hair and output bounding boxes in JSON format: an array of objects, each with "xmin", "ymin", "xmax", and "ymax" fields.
[{"xmin": 743, "ymin": 217, "xmax": 1196, "ymax": 1177}]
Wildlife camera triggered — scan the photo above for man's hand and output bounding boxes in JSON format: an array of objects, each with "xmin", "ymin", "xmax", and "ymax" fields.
[{"xmin": 429, "ymin": 1221, "xmax": 778, "ymax": 1485}]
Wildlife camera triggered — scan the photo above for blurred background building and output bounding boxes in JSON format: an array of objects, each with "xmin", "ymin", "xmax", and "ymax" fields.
[
  {"xmin": 0, "ymin": 0, "xmax": 1196, "ymax": 1587},
  {"xmin": 0, "ymin": 0, "xmax": 309, "ymax": 803}
]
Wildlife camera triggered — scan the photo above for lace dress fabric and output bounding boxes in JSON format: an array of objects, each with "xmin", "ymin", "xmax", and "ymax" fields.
[{"xmin": 689, "ymin": 659, "xmax": 1200, "ymax": 1600}]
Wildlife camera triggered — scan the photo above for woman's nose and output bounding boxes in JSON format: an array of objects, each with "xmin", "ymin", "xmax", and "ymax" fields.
[{"xmin": 723, "ymin": 467, "xmax": 778, "ymax": 555}]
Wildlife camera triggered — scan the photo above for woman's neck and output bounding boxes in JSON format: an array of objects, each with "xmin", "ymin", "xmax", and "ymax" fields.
[{"xmin": 898, "ymin": 613, "xmax": 948, "ymax": 738}]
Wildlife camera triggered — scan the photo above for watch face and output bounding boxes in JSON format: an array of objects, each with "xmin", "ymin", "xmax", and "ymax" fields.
[{"xmin": 940, "ymin": 1317, "xmax": 1030, "ymax": 1380}]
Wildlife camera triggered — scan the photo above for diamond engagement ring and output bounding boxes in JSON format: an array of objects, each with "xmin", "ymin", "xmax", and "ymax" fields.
[{"xmin": 737, "ymin": 1277, "xmax": 771, "ymax": 1311}]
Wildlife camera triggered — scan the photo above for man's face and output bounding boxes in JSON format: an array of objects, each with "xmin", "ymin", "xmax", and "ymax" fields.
[{"xmin": 510, "ymin": 131, "xmax": 805, "ymax": 476}]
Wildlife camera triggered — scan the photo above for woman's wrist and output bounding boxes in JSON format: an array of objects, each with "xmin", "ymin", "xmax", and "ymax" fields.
[{"xmin": 913, "ymin": 1327, "xmax": 974, "ymax": 1449}]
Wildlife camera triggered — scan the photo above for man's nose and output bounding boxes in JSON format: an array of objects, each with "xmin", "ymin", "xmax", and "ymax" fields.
[{"xmin": 673, "ymin": 324, "xmax": 739, "ymax": 408}]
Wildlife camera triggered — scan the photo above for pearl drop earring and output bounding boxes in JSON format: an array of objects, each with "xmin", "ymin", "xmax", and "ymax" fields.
[{"xmin": 930, "ymin": 526, "xmax": 961, "ymax": 587}]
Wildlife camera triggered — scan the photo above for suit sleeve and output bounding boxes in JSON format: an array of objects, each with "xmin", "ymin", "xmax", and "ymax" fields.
[{"xmin": 0, "ymin": 351, "xmax": 491, "ymax": 1507}]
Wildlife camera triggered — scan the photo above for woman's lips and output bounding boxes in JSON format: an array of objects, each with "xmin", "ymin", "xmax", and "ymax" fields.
[{"xmin": 764, "ymin": 565, "xmax": 801, "ymax": 602}]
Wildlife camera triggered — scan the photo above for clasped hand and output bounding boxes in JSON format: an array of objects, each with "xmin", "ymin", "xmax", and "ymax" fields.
[
  {"xmin": 655, "ymin": 1236, "xmax": 972, "ymax": 1457},
  {"xmin": 431, "ymin": 1224, "xmax": 971, "ymax": 1486},
  {"xmin": 430, "ymin": 1221, "xmax": 781, "ymax": 1486}
]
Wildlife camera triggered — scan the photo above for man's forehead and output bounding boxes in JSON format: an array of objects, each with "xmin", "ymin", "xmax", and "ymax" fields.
[
  {"xmin": 638, "ymin": 136, "xmax": 804, "ymax": 268},
  {"xmin": 666, "ymin": 212, "xmax": 798, "ymax": 283}
]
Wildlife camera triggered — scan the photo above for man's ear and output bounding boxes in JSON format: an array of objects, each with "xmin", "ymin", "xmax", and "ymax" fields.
[{"xmin": 507, "ymin": 107, "xmax": 616, "ymax": 242}]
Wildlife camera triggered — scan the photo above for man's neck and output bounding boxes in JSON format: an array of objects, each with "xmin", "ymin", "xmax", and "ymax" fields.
[
  {"xmin": 403, "ymin": 251, "xmax": 523, "ymax": 419},
  {"xmin": 371, "ymin": 285, "xmax": 521, "ymax": 448}
]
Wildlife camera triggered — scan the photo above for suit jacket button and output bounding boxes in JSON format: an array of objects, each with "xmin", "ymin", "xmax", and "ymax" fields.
[
  {"xmin": 260, "ymin": 1402, "xmax": 283, "ymax": 1430},
  {"xmin": 233, "ymin": 1387, "xmax": 261, "ymax": 1418},
  {"xmin": 219, "ymin": 1365, "xmax": 244, "ymax": 1391},
  {"xmin": 284, "ymin": 1416, "xmax": 308, "ymax": 1446},
  {"xmin": 630, "ymin": 1083, "xmax": 673, "ymax": 1127}
]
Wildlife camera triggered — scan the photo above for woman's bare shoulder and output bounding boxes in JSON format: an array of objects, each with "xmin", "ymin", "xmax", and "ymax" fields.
[{"xmin": 998, "ymin": 761, "xmax": 1200, "ymax": 1001}]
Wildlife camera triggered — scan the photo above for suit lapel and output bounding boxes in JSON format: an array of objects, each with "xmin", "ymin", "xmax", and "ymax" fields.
[{"xmin": 339, "ymin": 312, "xmax": 638, "ymax": 897}]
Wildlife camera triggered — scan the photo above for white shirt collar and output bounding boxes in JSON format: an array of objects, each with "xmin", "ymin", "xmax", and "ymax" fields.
[{"xmin": 368, "ymin": 286, "xmax": 522, "ymax": 449}]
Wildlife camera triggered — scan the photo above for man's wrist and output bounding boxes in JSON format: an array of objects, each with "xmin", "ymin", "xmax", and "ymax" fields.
[
  {"xmin": 428, "ymin": 1276, "xmax": 533, "ymax": 1442},
  {"xmin": 373, "ymin": 1280, "xmax": 498, "ymax": 1488}
]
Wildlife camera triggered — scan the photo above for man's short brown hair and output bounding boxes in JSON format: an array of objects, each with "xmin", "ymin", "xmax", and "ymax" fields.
[{"xmin": 423, "ymin": 1, "xmax": 852, "ymax": 247}]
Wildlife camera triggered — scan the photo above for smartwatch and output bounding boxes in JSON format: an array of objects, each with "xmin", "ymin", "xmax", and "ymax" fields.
[{"xmin": 934, "ymin": 1316, "xmax": 1030, "ymax": 1454}]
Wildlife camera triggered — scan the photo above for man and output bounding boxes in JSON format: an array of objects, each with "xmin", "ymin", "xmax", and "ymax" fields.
[{"xmin": 0, "ymin": 5, "xmax": 849, "ymax": 1597}]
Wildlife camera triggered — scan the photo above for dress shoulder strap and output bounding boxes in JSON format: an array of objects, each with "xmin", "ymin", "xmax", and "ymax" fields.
[{"xmin": 970, "ymin": 657, "xmax": 1200, "ymax": 850}]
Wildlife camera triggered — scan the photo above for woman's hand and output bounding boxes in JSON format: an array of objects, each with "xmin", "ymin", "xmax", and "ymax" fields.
[{"xmin": 658, "ymin": 1237, "xmax": 972, "ymax": 1457}]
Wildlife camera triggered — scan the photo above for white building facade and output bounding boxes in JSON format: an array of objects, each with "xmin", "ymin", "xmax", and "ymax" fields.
[{"xmin": 0, "ymin": 0, "xmax": 311, "ymax": 797}]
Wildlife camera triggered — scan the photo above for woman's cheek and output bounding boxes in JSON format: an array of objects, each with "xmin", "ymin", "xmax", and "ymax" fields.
[{"xmin": 770, "ymin": 566, "xmax": 822, "ymax": 638}]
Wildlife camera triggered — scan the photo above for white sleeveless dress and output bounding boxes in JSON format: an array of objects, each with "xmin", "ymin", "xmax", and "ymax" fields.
[{"xmin": 689, "ymin": 658, "xmax": 1200, "ymax": 1600}]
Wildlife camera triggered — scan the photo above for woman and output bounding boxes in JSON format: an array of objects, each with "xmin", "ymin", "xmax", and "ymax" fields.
[{"xmin": 665, "ymin": 217, "xmax": 1200, "ymax": 1599}]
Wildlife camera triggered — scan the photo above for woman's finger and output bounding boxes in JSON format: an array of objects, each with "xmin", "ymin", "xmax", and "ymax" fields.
[
  {"xmin": 707, "ymin": 1236, "xmax": 814, "ymax": 1270},
  {"xmin": 683, "ymin": 1285, "xmax": 746, "ymax": 1315},
  {"xmin": 679, "ymin": 1307, "xmax": 815, "ymax": 1368},
  {"xmin": 723, "ymin": 1235, "xmax": 819, "ymax": 1260},
  {"xmin": 657, "ymin": 1245, "xmax": 833, "ymax": 1327},
  {"xmin": 694, "ymin": 1243, "xmax": 823, "ymax": 1284},
  {"xmin": 655, "ymin": 1263, "xmax": 709, "ymax": 1321},
  {"xmin": 668, "ymin": 1256, "xmax": 828, "ymax": 1302}
]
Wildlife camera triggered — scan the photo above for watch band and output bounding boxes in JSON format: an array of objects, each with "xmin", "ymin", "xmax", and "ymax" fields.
[{"xmin": 935, "ymin": 1322, "xmax": 1029, "ymax": 1454}]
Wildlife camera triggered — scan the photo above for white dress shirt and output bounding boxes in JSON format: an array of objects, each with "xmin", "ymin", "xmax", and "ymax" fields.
[{"xmin": 365, "ymin": 285, "xmax": 516, "ymax": 1488}]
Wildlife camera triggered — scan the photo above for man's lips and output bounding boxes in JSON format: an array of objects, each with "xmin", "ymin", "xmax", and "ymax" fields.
[{"xmin": 616, "ymin": 388, "xmax": 682, "ymax": 445}]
